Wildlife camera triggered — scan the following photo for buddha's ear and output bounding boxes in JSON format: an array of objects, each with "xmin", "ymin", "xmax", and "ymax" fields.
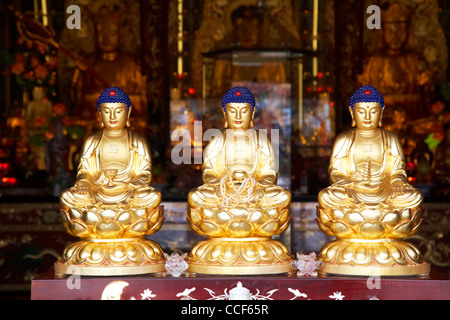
[
  {"xmin": 127, "ymin": 106, "xmax": 132, "ymax": 127},
  {"xmin": 98, "ymin": 110, "xmax": 104, "ymax": 127},
  {"xmin": 348, "ymin": 106, "xmax": 356, "ymax": 127},
  {"xmin": 379, "ymin": 106, "xmax": 384, "ymax": 127},
  {"xmin": 222, "ymin": 109, "xmax": 228, "ymax": 128},
  {"xmin": 250, "ymin": 109, "xmax": 256, "ymax": 128}
]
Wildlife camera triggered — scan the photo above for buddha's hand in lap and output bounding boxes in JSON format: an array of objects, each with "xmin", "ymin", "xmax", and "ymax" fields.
[
  {"xmin": 350, "ymin": 180, "xmax": 380, "ymax": 194},
  {"xmin": 101, "ymin": 181, "xmax": 128, "ymax": 194},
  {"xmin": 72, "ymin": 181, "xmax": 90, "ymax": 195},
  {"xmin": 391, "ymin": 180, "xmax": 408, "ymax": 196}
]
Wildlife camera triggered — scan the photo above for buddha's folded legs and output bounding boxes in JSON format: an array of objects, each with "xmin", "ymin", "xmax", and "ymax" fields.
[
  {"xmin": 259, "ymin": 186, "xmax": 291, "ymax": 209},
  {"xmin": 318, "ymin": 186, "xmax": 353, "ymax": 211},
  {"xmin": 132, "ymin": 187, "xmax": 162, "ymax": 208},
  {"xmin": 389, "ymin": 188, "xmax": 423, "ymax": 210},
  {"xmin": 60, "ymin": 189, "xmax": 93, "ymax": 210},
  {"xmin": 188, "ymin": 185, "xmax": 221, "ymax": 209}
]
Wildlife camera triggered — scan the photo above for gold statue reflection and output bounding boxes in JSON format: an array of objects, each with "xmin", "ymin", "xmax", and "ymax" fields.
[
  {"xmin": 72, "ymin": 4, "xmax": 147, "ymax": 123},
  {"xmin": 358, "ymin": 3, "xmax": 428, "ymax": 122}
]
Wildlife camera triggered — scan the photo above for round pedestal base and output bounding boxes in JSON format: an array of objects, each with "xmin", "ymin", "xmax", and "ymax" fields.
[
  {"xmin": 318, "ymin": 239, "xmax": 430, "ymax": 277},
  {"xmin": 318, "ymin": 261, "xmax": 430, "ymax": 277},
  {"xmin": 54, "ymin": 260, "xmax": 165, "ymax": 276},
  {"xmin": 54, "ymin": 238, "xmax": 165, "ymax": 276},
  {"xmin": 187, "ymin": 237, "xmax": 293, "ymax": 275}
]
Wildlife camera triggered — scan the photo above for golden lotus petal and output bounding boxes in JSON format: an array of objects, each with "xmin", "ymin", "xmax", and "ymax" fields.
[
  {"xmin": 125, "ymin": 243, "xmax": 142, "ymax": 263},
  {"xmin": 200, "ymin": 220, "xmax": 223, "ymax": 237},
  {"xmin": 135, "ymin": 208, "xmax": 147, "ymax": 219},
  {"xmin": 229, "ymin": 208, "xmax": 249, "ymax": 218},
  {"xmin": 315, "ymin": 218, "xmax": 335, "ymax": 236},
  {"xmin": 255, "ymin": 241, "xmax": 273, "ymax": 262},
  {"xmin": 387, "ymin": 221, "xmax": 414, "ymax": 238},
  {"xmin": 340, "ymin": 243, "xmax": 357, "ymax": 264},
  {"xmin": 226, "ymin": 219, "xmax": 253, "ymax": 237},
  {"xmin": 247, "ymin": 210, "xmax": 267, "ymax": 227},
  {"xmin": 400, "ymin": 208, "xmax": 412, "ymax": 221},
  {"xmin": 86, "ymin": 244, "xmax": 106, "ymax": 264},
  {"xmin": 78, "ymin": 243, "xmax": 95, "ymax": 263},
  {"xmin": 381, "ymin": 212, "xmax": 400, "ymax": 228},
  {"xmin": 215, "ymin": 210, "xmax": 233, "ymax": 227},
  {"xmin": 68, "ymin": 220, "xmax": 91, "ymax": 238},
  {"xmin": 84, "ymin": 210, "xmax": 101, "ymax": 226},
  {"xmin": 333, "ymin": 209, "xmax": 345, "ymax": 220},
  {"xmin": 389, "ymin": 245, "xmax": 406, "ymax": 265},
  {"xmin": 345, "ymin": 211, "xmax": 365, "ymax": 226},
  {"xmin": 203, "ymin": 208, "xmax": 215, "ymax": 219},
  {"xmin": 186, "ymin": 217, "xmax": 206, "ymax": 236},
  {"xmin": 109, "ymin": 243, "xmax": 127, "ymax": 264},
  {"xmin": 100, "ymin": 209, "xmax": 117, "ymax": 220},
  {"xmin": 69, "ymin": 208, "xmax": 83, "ymax": 220},
  {"xmin": 115, "ymin": 210, "xmax": 136, "ymax": 226},
  {"xmin": 209, "ymin": 242, "xmax": 224, "ymax": 260},
  {"xmin": 374, "ymin": 244, "xmax": 393, "ymax": 265},
  {"xmin": 316, "ymin": 207, "xmax": 332, "ymax": 224},
  {"xmin": 188, "ymin": 207, "xmax": 202, "ymax": 226},
  {"xmin": 354, "ymin": 245, "xmax": 370, "ymax": 264},
  {"xmin": 277, "ymin": 208, "xmax": 289, "ymax": 222},
  {"xmin": 359, "ymin": 221, "xmax": 386, "ymax": 238},
  {"xmin": 257, "ymin": 220, "xmax": 279, "ymax": 237},
  {"xmin": 147, "ymin": 206, "xmax": 163, "ymax": 225},
  {"xmin": 142, "ymin": 217, "xmax": 163, "ymax": 236},
  {"xmin": 276, "ymin": 216, "xmax": 291, "ymax": 234},
  {"xmin": 94, "ymin": 221, "xmax": 123, "ymax": 238},
  {"xmin": 361, "ymin": 209, "xmax": 381, "ymax": 221},
  {"xmin": 242, "ymin": 243, "xmax": 258, "ymax": 262},
  {"xmin": 329, "ymin": 220, "xmax": 355, "ymax": 237}
]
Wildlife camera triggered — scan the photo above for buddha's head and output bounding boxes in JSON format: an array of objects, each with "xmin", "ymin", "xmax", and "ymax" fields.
[
  {"xmin": 381, "ymin": 3, "xmax": 411, "ymax": 54},
  {"xmin": 349, "ymin": 85, "xmax": 385, "ymax": 130},
  {"xmin": 97, "ymin": 87, "xmax": 132, "ymax": 129},
  {"xmin": 221, "ymin": 87, "xmax": 256, "ymax": 130},
  {"xmin": 93, "ymin": 5, "xmax": 123, "ymax": 54}
]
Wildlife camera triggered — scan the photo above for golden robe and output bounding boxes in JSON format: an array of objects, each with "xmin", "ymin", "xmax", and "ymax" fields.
[
  {"xmin": 61, "ymin": 130, "xmax": 161, "ymax": 209},
  {"xmin": 318, "ymin": 128, "xmax": 423, "ymax": 210},
  {"xmin": 188, "ymin": 129, "xmax": 290, "ymax": 210}
]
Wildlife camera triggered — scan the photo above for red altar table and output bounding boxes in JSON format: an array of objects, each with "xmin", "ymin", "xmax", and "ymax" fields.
[{"xmin": 31, "ymin": 268, "xmax": 449, "ymax": 300}]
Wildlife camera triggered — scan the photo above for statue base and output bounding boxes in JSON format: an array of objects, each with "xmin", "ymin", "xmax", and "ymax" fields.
[
  {"xmin": 187, "ymin": 237, "xmax": 293, "ymax": 275},
  {"xmin": 318, "ymin": 238, "xmax": 431, "ymax": 276},
  {"xmin": 54, "ymin": 238, "xmax": 165, "ymax": 276}
]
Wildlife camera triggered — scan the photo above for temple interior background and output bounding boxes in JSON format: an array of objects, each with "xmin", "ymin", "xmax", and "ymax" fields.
[{"xmin": 0, "ymin": 0, "xmax": 449, "ymax": 298}]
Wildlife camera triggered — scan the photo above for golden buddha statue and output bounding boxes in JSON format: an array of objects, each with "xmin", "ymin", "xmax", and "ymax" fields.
[
  {"xmin": 316, "ymin": 85, "xmax": 430, "ymax": 276},
  {"xmin": 187, "ymin": 87, "xmax": 292, "ymax": 275},
  {"xmin": 54, "ymin": 87, "xmax": 164, "ymax": 276},
  {"xmin": 73, "ymin": 5, "xmax": 147, "ymax": 124},
  {"xmin": 358, "ymin": 3, "xmax": 428, "ymax": 123}
]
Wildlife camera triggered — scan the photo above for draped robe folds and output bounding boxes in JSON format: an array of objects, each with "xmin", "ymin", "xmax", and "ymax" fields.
[
  {"xmin": 188, "ymin": 129, "xmax": 290, "ymax": 210},
  {"xmin": 318, "ymin": 128, "xmax": 423, "ymax": 210},
  {"xmin": 61, "ymin": 130, "xmax": 161, "ymax": 209}
]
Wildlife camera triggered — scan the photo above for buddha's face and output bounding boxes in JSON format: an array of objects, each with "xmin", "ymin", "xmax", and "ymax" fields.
[
  {"xmin": 350, "ymin": 102, "xmax": 383, "ymax": 130},
  {"xmin": 99, "ymin": 103, "xmax": 130, "ymax": 130},
  {"xmin": 383, "ymin": 22, "xmax": 408, "ymax": 52},
  {"xmin": 224, "ymin": 103, "xmax": 254, "ymax": 130},
  {"xmin": 96, "ymin": 22, "xmax": 119, "ymax": 53}
]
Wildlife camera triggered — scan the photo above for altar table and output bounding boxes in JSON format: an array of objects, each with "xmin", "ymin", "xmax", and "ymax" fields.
[{"xmin": 31, "ymin": 268, "xmax": 449, "ymax": 300}]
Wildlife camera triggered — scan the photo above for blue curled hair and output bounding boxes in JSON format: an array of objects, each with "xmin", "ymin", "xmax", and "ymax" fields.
[
  {"xmin": 97, "ymin": 87, "xmax": 132, "ymax": 111},
  {"xmin": 349, "ymin": 85, "xmax": 384, "ymax": 109},
  {"xmin": 221, "ymin": 86, "xmax": 256, "ymax": 111}
]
